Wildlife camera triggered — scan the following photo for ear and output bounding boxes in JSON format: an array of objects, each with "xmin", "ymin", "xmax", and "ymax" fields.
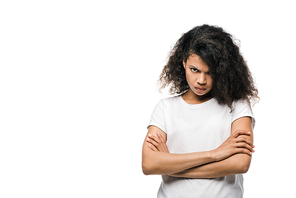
[{"xmin": 183, "ymin": 61, "xmax": 186, "ymax": 69}]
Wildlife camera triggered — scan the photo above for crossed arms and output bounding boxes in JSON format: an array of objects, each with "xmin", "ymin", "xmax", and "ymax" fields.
[{"xmin": 142, "ymin": 117, "xmax": 254, "ymax": 178}]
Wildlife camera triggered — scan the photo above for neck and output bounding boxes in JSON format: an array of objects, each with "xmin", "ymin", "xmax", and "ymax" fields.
[{"xmin": 182, "ymin": 89, "xmax": 213, "ymax": 104}]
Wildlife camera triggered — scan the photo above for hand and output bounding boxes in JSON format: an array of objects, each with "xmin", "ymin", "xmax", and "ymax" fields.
[
  {"xmin": 146, "ymin": 132, "xmax": 169, "ymax": 153},
  {"xmin": 211, "ymin": 130, "xmax": 255, "ymax": 161}
]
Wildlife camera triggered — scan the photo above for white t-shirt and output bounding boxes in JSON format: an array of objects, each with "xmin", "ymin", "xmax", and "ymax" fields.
[{"xmin": 148, "ymin": 95, "xmax": 255, "ymax": 198}]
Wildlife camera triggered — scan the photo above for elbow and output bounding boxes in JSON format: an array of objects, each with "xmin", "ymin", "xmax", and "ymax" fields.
[
  {"xmin": 142, "ymin": 150, "xmax": 168, "ymax": 175},
  {"xmin": 237, "ymin": 157, "xmax": 251, "ymax": 174},
  {"xmin": 142, "ymin": 161, "xmax": 155, "ymax": 175},
  {"xmin": 142, "ymin": 164, "xmax": 151, "ymax": 175},
  {"xmin": 239, "ymin": 163, "xmax": 250, "ymax": 174},
  {"xmin": 142, "ymin": 158, "xmax": 161, "ymax": 175}
]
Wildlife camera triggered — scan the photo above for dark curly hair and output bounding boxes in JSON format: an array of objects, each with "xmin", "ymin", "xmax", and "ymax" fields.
[{"xmin": 158, "ymin": 24, "xmax": 259, "ymax": 109}]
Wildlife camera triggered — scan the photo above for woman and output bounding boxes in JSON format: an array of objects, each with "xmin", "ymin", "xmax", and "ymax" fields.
[{"xmin": 142, "ymin": 24, "xmax": 259, "ymax": 198}]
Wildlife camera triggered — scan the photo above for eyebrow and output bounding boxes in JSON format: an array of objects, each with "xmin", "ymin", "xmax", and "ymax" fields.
[
  {"xmin": 189, "ymin": 65, "xmax": 199, "ymax": 69},
  {"xmin": 189, "ymin": 65, "xmax": 209, "ymax": 73}
]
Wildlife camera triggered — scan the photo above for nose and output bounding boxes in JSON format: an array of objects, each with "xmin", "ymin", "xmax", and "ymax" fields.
[{"xmin": 197, "ymin": 74, "xmax": 206, "ymax": 85}]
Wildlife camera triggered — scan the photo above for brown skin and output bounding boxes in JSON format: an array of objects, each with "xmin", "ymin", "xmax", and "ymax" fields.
[
  {"xmin": 145, "ymin": 117, "xmax": 254, "ymax": 178},
  {"xmin": 158, "ymin": 25, "xmax": 259, "ymax": 110},
  {"xmin": 182, "ymin": 54, "xmax": 213, "ymax": 104},
  {"xmin": 142, "ymin": 54, "xmax": 255, "ymax": 177}
]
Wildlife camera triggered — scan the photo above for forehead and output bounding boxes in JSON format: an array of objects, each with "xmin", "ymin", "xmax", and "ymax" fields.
[{"xmin": 186, "ymin": 54, "xmax": 209, "ymax": 70}]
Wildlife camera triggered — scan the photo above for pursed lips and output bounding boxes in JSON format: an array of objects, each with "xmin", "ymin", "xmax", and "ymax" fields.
[{"xmin": 195, "ymin": 87, "xmax": 206, "ymax": 91}]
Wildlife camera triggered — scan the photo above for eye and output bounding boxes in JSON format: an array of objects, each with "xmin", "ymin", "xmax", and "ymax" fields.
[
  {"xmin": 190, "ymin": 68, "xmax": 200, "ymax": 73},
  {"xmin": 206, "ymin": 71, "xmax": 211, "ymax": 75}
]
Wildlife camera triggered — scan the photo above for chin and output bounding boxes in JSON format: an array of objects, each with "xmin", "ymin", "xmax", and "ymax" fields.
[
  {"xmin": 193, "ymin": 89, "xmax": 213, "ymax": 98},
  {"xmin": 194, "ymin": 90, "xmax": 209, "ymax": 96}
]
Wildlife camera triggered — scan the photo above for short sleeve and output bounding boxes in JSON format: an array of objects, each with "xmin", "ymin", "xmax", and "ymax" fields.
[
  {"xmin": 147, "ymin": 99, "xmax": 167, "ymax": 133},
  {"xmin": 231, "ymin": 100, "xmax": 255, "ymax": 129}
]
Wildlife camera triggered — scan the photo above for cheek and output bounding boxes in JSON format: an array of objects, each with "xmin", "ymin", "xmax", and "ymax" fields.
[
  {"xmin": 208, "ymin": 78, "xmax": 213, "ymax": 88},
  {"xmin": 185, "ymin": 71, "xmax": 193, "ymax": 83}
]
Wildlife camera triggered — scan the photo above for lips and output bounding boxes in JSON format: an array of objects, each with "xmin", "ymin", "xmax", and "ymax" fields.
[{"xmin": 195, "ymin": 87, "xmax": 206, "ymax": 92}]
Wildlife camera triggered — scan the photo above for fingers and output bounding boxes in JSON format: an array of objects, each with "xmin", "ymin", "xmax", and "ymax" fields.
[
  {"xmin": 232, "ymin": 130, "xmax": 255, "ymax": 148},
  {"xmin": 232, "ymin": 130, "xmax": 251, "ymax": 138},
  {"xmin": 235, "ymin": 147, "xmax": 253, "ymax": 156},
  {"xmin": 229, "ymin": 131, "xmax": 255, "ymax": 155},
  {"xmin": 148, "ymin": 134, "xmax": 160, "ymax": 144},
  {"xmin": 146, "ymin": 132, "xmax": 169, "ymax": 153},
  {"xmin": 235, "ymin": 137, "xmax": 254, "ymax": 147},
  {"xmin": 235, "ymin": 134, "xmax": 255, "ymax": 153},
  {"xmin": 236, "ymin": 142, "xmax": 255, "ymax": 153},
  {"xmin": 148, "ymin": 143, "xmax": 158, "ymax": 151},
  {"xmin": 146, "ymin": 134, "xmax": 160, "ymax": 150},
  {"xmin": 156, "ymin": 132, "xmax": 165, "ymax": 143}
]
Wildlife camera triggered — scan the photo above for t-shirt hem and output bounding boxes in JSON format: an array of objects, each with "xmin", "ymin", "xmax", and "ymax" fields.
[
  {"xmin": 231, "ymin": 114, "xmax": 255, "ymax": 129},
  {"xmin": 147, "ymin": 122, "xmax": 167, "ymax": 134}
]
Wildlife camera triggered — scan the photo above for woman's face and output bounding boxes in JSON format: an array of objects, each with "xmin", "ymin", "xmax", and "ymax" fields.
[{"xmin": 183, "ymin": 54, "xmax": 213, "ymax": 98}]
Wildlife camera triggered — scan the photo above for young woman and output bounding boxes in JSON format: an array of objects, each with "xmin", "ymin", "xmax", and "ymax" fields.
[{"xmin": 142, "ymin": 24, "xmax": 259, "ymax": 198}]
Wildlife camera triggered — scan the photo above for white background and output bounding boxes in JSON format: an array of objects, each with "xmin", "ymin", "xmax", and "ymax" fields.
[{"xmin": 0, "ymin": 0, "xmax": 295, "ymax": 197}]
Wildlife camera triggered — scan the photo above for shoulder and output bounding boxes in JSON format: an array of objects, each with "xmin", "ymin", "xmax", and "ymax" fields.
[
  {"xmin": 232, "ymin": 99, "xmax": 252, "ymax": 112},
  {"xmin": 159, "ymin": 95, "xmax": 181, "ymax": 105},
  {"xmin": 151, "ymin": 96, "xmax": 180, "ymax": 112},
  {"xmin": 159, "ymin": 96, "xmax": 181, "ymax": 106},
  {"xmin": 231, "ymin": 99, "xmax": 255, "ymax": 127},
  {"xmin": 152, "ymin": 96, "xmax": 182, "ymax": 114}
]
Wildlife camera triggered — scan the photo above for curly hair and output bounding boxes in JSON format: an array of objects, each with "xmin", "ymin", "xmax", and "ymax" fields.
[{"xmin": 158, "ymin": 24, "xmax": 259, "ymax": 109}]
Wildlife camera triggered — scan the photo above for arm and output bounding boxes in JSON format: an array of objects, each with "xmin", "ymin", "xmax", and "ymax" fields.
[
  {"xmin": 142, "ymin": 126, "xmax": 214, "ymax": 175},
  {"xmin": 171, "ymin": 116, "xmax": 254, "ymax": 178},
  {"xmin": 142, "ymin": 124, "xmax": 253, "ymax": 176}
]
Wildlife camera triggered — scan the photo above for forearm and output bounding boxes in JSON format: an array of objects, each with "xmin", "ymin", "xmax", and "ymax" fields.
[
  {"xmin": 142, "ymin": 150, "xmax": 214, "ymax": 175},
  {"xmin": 171, "ymin": 154, "xmax": 251, "ymax": 178},
  {"xmin": 142, "ymin": 126, "xmax": 217, "ymax": 176},
  {"xmin": 171, "ymin": 117, "xmax": 255, "ymax": 179}
]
